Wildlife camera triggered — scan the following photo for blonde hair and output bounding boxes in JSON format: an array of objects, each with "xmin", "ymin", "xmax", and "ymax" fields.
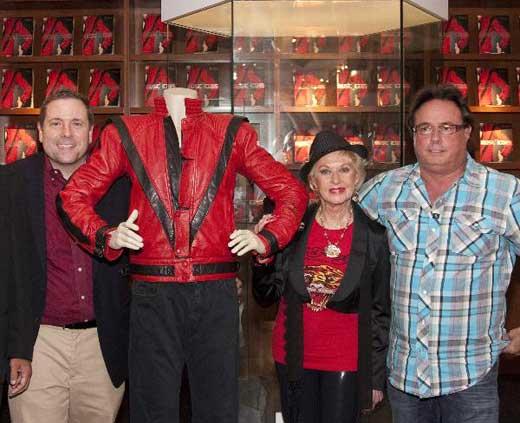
[{"xmin": 308, "ymin": 150, "xmax": 367, "ymax": 192}]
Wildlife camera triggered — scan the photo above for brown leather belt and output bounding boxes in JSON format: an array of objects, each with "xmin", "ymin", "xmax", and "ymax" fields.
[{"xmin": 129, "ymin": 262, "xmax": 239, "ymax": 277}]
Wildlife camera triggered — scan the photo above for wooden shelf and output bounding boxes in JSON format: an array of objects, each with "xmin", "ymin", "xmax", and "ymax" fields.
[
  {"xmin": 433, "ymin": 53, "xmax": 520, "ymax": 61},
  {"xmin": 0, "ymin": 55, "xmax": 125, "ymax": 63},
  {"xmin": 0, "ymin": 108, "xmax": 40, "ymax": 116},
  {"xmin": 135, "ymin": 52, "xmax": 232, "ymax": 64},
  {"xmin": 281, "ymin": 105, "xmax": 400, "ymax": 113},
  {"xmin": 279, "ymin": 52, "xmax": 401, "ymax": 61},
  {"xmin": 470, "ymin": 106, "xmax": 520, "ymax": 113},
  {"xmin": 90, "ymin": 107, "xmax": 124, "ymax": 114},
  {"xmin": 233, "ymin": 106, "xmax": 274, "ymax": 114}
]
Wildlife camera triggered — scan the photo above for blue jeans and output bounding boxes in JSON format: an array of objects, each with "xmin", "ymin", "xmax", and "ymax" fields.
[{"xmin": 388, "ymin": 364, "xmax": 499, "ymax": 423}]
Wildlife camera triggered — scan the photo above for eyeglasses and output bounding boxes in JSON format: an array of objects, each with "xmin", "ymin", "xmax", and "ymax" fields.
[{"xmin": 412, "ymin": 123, "xmax": 467, "ymax": 137}]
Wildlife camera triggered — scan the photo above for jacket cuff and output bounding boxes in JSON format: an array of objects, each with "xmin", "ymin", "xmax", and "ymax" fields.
[
  {"xmin": 95, "ymin": 225, "xmax": 123, "ymax": 261},
  {"xmin": 257, "ymin": 228, "xmax": 279, "ymax": 256}
]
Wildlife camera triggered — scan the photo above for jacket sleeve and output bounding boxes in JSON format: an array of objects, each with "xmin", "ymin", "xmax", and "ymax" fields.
[
  {"xmin": 2, "ymin": 170, "xmax": 33, "ymax": 363},
  {"xmin": 57, "ymin": 124, "xmax": 128, "ymax": 260},
  {"xmin": 371, "ymin": 230, "xmax": 391, "ymax": 391},
  {"xmin": 251, "ymin": 250, "xmax": 287, "ymax": 308},
  {"xmin": 235, "ymin": 123, "xmax": 308, "ymax": 255}
]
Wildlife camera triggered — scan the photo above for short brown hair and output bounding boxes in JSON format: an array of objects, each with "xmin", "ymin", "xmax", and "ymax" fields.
[
  {"xmin": 39, "ymin": 89, "xmax": 94, "ymax": 128},
  {"xmin": 407, "ymin": 85, "xmax": 473, "ymax": 135}
]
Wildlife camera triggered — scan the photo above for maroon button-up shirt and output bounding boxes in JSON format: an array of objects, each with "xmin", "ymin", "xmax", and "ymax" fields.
[{"xmin": 41, "ymin": 157, "xmax": 95, "ymax": 326}]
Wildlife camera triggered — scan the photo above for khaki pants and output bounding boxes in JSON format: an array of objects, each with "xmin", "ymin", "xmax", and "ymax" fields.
[{"xmin": 9, "ymin": 325, "xmax": 124, "ymax": 423}]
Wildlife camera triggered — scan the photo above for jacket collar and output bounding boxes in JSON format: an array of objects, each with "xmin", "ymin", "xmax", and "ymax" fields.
[{"xmin": 287, "ymin": 202, "xmax": 368, "ymax": 303}]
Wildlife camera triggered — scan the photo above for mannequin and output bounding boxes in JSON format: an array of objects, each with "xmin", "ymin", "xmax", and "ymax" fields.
[
  {"xmin": 57, "ymin": 88, "xmax": 309, "ymax": 423},
  {"xmin": 163, "ymin": 87, "xmax": 197, "ymax": 144}
]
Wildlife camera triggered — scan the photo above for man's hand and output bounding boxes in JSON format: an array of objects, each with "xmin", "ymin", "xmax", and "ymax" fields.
[
  {"xmin": 228, "ymin": 230, "xmax": 266, "ymax": 256},
  {"xmin": 8, "ymin": 358, "xmax": 31, "ymax": 397},
  {"xmin": 108, "ymin": 209, "xmax": 144, "ymax": 250},
  {"xmin": 503, "ymin": 326, "xmax": 520, "ymax": 356}
]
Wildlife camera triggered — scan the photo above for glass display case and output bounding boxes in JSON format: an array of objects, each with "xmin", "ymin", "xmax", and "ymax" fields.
[{"xmin": 161, "ymin": 1, "xmax": 444, "ymax": 420}]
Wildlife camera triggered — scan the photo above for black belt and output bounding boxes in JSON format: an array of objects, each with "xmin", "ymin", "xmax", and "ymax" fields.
[
  {"xmin": 129, "ymin": 262, "xmax": 239, "ymax": 277},
  {"xmin": 63, "ymin": 320, "xmax": 97, "ymax": 330}
]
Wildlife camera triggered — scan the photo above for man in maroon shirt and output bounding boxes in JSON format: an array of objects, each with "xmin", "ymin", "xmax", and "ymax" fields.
[{"xmin": 3, "ymin": 89, "xmax": 130, "ymax": 423}]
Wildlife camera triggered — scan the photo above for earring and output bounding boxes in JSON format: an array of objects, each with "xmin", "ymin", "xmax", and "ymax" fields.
[{"xmin": 352, "ymin": 191, "xmax": 359, "ymax": 202}]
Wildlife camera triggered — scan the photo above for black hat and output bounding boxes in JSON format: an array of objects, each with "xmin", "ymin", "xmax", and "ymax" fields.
[{"xmin": 299, "ymin": 130, "xmax": 369, "ymax": 182}]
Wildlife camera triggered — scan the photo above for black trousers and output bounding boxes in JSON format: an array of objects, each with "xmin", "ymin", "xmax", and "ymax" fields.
[
  {"xmin": 129, "ymin": 279, "xmax": 239, "ymax": 423},
  {"xmin": 276, "ymin": 363, "xmax": 359, "ymax": 423}
]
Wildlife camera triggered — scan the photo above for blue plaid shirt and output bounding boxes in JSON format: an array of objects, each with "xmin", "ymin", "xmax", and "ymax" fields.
[{"xmin": 358, "ymin": 155, "xmax": 520, "ymax": 398}]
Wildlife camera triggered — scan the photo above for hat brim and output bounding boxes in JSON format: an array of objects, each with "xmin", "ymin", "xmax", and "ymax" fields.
[{"xmin": 299, "ymin": 143, "xmax": 368, "ymax": 182}]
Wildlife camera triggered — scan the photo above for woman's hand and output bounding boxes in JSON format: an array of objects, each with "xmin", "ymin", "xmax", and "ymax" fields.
[
  {"xmin": 228, "ymin": 230, "xmax": 266, "ymax": 256},
  {"xmin": 372, "ymin": 389, "xmax": 384, "ymax": 410},
  {"xmin": 254, "ymin": 213, "xmax": 276, "ymax": 233}
]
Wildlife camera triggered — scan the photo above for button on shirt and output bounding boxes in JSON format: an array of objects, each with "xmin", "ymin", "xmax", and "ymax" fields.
[
  {"xmin": 42, "ymin": 158, "xmax": 95, "ymax": 326},
  {"xmin": 357, "ymin": 156, "xmax": 520, "ymax": 398}
]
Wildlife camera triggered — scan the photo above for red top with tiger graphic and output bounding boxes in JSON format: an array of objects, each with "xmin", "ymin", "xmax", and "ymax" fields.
[{"xmin": 272, "ymin": 218, "xmax": 359, "ymax": 371}]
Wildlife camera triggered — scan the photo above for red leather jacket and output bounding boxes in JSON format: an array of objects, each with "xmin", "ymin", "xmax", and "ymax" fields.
[{"xmin": 58, "ymin": 97, "xmax": 308, "ymax": 283}]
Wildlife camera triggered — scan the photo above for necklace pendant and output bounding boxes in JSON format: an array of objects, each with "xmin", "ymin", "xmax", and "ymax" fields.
[{"xmin": 324, "ymin": 243, "xmax": 341, "ymax": 258}]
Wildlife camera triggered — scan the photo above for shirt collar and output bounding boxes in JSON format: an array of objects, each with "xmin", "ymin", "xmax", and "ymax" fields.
[
  {"xmin": 404, "ymin": 154, "xmax": 481, "ymax": 189},
  {"xmin": 44, "ymin": 156, "xmax": 66, "ymax": 183}
]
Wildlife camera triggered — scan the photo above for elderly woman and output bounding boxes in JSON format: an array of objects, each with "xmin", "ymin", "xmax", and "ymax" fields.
[{"xmin": 251, "ymin": 131, "xmax": 390, "ymax": 423}]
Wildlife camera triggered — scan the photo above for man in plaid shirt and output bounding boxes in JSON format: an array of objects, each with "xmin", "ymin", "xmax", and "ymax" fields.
[{"xmin": 358, "ymin": 85, "xmax": 520, "ymax": 423}]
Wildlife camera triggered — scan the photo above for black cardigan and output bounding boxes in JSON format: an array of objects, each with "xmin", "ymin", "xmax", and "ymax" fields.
[{"xmin": 252, "ymin": 202, "xmax": 391, "ymax": 412}]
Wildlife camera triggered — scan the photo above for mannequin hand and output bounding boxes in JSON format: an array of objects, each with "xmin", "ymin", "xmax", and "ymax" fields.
[
  {"xmin": 8, "ymin": 358, "xmax": 32, "ymax": 397},
  {"xmin": 503, "ymin": 326, "xmax": 520, "ymax": 356},
  {"xmin": 228, "ymin": 229, "xmax": 266, "ymax": 256},
  {"xmin": 254, "ymin": 214, "xmax": 276, "ymax": 234},
  {"xmin": 108, "ymin": 209, "xmax": 144, "ymax": 251},
  {"xmin": 372, "ymin": 389, "xmax": 384, "ymax": 410}
]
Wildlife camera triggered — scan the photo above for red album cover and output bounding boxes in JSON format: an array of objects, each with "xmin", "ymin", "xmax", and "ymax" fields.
[
  {"xmin": 477, "ymin": 67, "xmax": 510, "ymax": 106},
  {"xmin": 372, "ymin": 123, "xmax": 400, "ymax": 164},
  {"xmin": 1, "ymin": 17, "xmax": 33, "ymax": 57},
  {"xmin": 294, "ymin": 134, "xmax": 314, "ymax": 163},
  {"xmin": 380, "ymin": 29, "xmax": 412, "ymax": 54},
  {"xmin": 82, "ymin": 15, "xmax": 114, "ymax": 55},
  {"xmin": 88, "ymin": 68, "xmax": 120, "ymax": 107},
  {"xmin": 336, "ymin": 66, "xmax": 369, "ymax": 107},
  {"xmin": 144, "ymin": 65, "xmax": 173, "ymax": 107},
  {"xmin": 293, "ymin": 71, "xmax": 327, "ymax": 106},
  {"xmin": 235, "ymin": 37, "xmax": 274, "ymax": 53},
  {"xmin": 187, "ymin": 65, "xmax": 219, "ymax": 107},
  {"xmin": 442, "ymin": 15, "xmax": 469, "ymax": 54},
  {"xmin": 45, "ymin": 68, "xmax": 78, "ymax": 98},
  {"xmin": 142, "ymin": 14, "xmax": 172, "ymax": 54},
  {"xmin": 480, "ymin": 123, "xmax": 513, "ymax": 163},
  {"xmin": 41, "ymin": 17, "xmax": 73, "ymax": 56},
  {"xmin": 338, "ymin": 36, "xmax": 369, "ymax": 53},
  {"xmin": 436, "ymin": 66, "xmax": 467, "ymax": 99},
  {"xmin": 3, "ymin": 127, "xmax": 38, "ymax": 164},
  {"xmin": 1, "ymin": 69, "xmax": 32, "ymax": 108},
  {"xmin": 341, "ymin": 125, "xmax": 366, "ymax": 148},
  {"xmin": 478, "ymin": 15, "xmax": 510, "ymax": 54},
  {"xmin": 185, "ymin": 30, "xmax": 218, "ymax": 53},
  {"xmin": 377, "ymin": 66, "xmax": 409, "ymax": 107},
  {"xmin": 234, "ymin": 64, "xmax": 265, "ymax": 107},
  {"xmin": 292, "ymin": 37, "xmax": 329, "ymax": 54}
]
